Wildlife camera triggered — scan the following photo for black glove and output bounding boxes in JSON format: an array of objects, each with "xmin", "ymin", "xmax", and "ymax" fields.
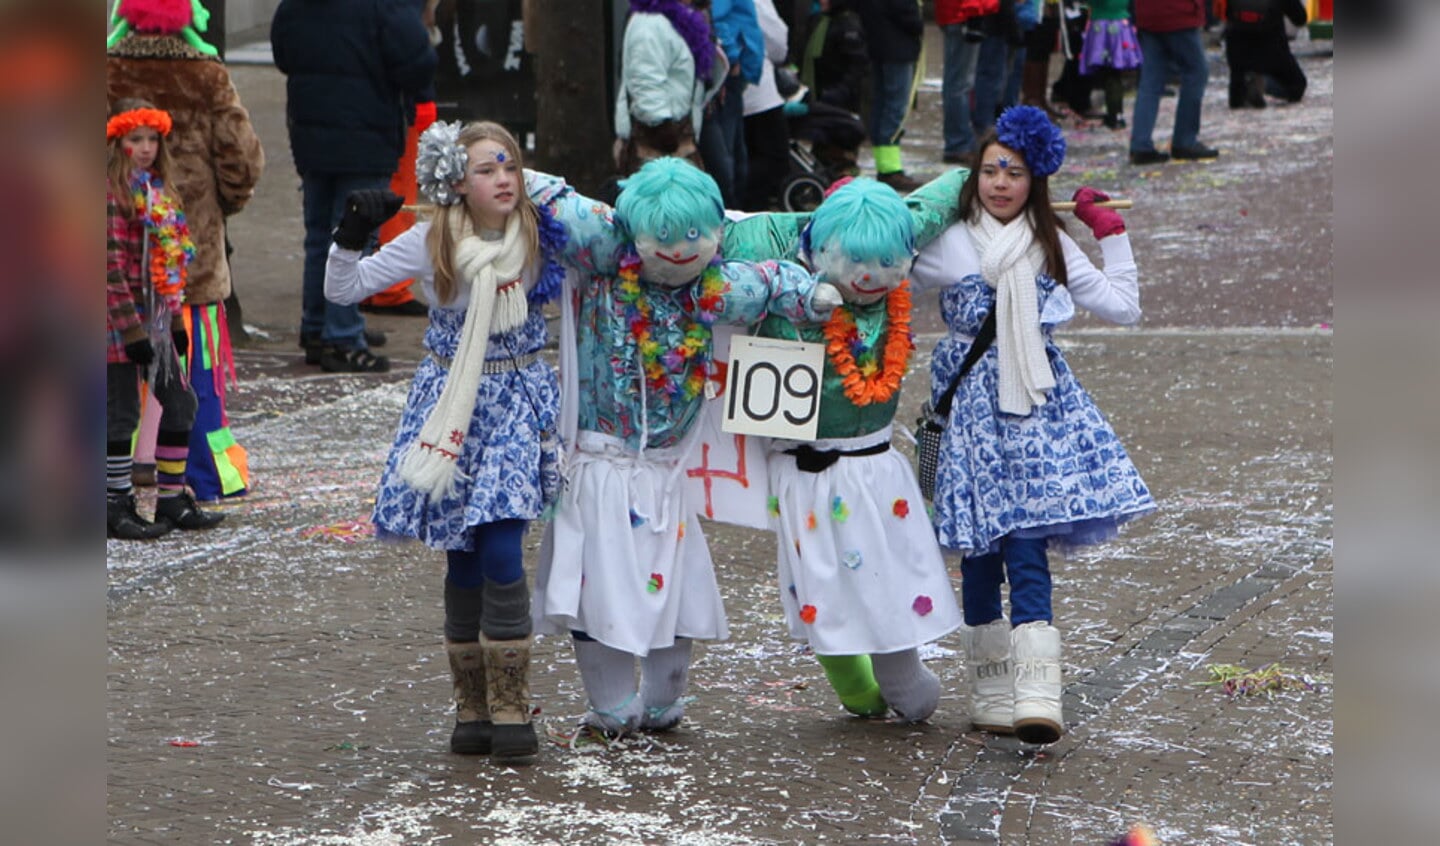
[
  {"xmin": 172, "ymin": 326, "xmax": 189, "ymax": 355},
  {"xmin": 124, "ymin": 338, "xmax": 155, "ymax": 368},
  {"xmin": 333, "ymin": 189, "xmax": 405, "ymax": 250}
]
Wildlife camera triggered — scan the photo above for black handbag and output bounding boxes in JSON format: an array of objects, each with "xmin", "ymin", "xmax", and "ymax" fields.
[{"xmin": 916, "ymin": 311, "xmax": 996, "ymax": 500}]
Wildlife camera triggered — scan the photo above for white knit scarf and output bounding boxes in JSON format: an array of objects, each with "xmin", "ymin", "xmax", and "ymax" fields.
[
  {"xmin": 398, "ymin": 210, "xmax": 529, "ymax": 499},
  {"xmin": 968, "ymin": 211, "xmax": 1055, "ymax": 416}
]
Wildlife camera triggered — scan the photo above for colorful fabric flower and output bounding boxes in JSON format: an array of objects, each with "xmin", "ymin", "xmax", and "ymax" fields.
[
  {"xmin": 912, "ymin": 596, "xmax": 934, "ymax": 616},
  {"xmin": 843, "ymin": 550, "xmax": 862, "ymax": 570},
  {"xmin": 892, "ymin": 498, "xmax": 910, "ymax": 518},
  {"xmin": 799, "ymin": 604, "xmax": 817, "ymax": 624},
  {"xmin": 830, "ymin": 496, "xmax": 850, "ymax": 523},
  {"xmin": 648, "ymin": 573, "xmax": 664, "ymax": 593}
]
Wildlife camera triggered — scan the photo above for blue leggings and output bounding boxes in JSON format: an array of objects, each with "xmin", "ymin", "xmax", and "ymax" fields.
[
  {"xmin": 960, "ymin": 535, "xmax": 1052, "ymax": 627},
  {"xmin": 445, "ymin": 519, "xmax": 526, "ymax": 587}
]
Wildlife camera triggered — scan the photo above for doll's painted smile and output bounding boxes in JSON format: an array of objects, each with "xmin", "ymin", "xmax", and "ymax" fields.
[{"xmin": 654, "ymin": 251, "xmax": 700, "ymax": 265}]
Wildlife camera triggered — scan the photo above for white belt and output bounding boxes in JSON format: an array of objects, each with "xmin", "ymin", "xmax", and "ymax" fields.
[{"xmin": 428, "ymin": 350, "xmax": 539, "ymax": 374}]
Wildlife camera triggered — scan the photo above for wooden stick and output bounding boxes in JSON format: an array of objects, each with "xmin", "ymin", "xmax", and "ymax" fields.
[
  {"xmin": 1052, "ymin": 199, "xmax": 1132, "ymax": 211},
  {"xmin": 402, "ymin": 203, "xmax": 426, "ymax": 215}
]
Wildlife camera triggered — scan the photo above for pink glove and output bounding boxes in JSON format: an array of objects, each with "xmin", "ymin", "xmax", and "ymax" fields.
[{"xmin": 1072, "ymin": 186, "xmax": 1126, "ymax": 239}]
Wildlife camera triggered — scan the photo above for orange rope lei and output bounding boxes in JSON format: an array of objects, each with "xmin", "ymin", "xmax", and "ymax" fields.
[
  {"xmin": 822, "ymin": 280, "xmax": 914, "ymax": 406},
  {"xmin": 107, "ymin": 107, "xmax": 172, "ymax": 141}
]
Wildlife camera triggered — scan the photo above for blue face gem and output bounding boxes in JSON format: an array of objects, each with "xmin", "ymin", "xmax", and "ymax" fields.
[
  {"xmin": 495, "ymin": 151, "xmax": 507, "ymax": 162},
  {"xmin": 997, "ymin": 155, "xmax": 1011, "ymax": 169}
]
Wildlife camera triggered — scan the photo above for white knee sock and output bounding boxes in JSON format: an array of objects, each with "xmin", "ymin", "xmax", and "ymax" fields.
[
  {"xmin": 871, "ymin": 649, "xmax": 941, "ymax": 722},
  {"xmin": 572, "ymin": 638, "xmax": 642, "ymax": 734},
  {"xmin": 640, "ymin": 639, "xmax": 693, "ymax": 730}
]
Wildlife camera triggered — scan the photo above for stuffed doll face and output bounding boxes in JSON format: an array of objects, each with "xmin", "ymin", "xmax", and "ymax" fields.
[
  {"xmin": 813, "ymin": 243, "xmax": 911, "ymax": 306},
  {"xmin": 633, "ymin": 224, "xmax": 722, "ymax": 288}
]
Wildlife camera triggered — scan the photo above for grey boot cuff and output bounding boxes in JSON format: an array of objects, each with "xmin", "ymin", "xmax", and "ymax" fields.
[
  {"xmin": 444, "ymin": 580, "xmax": 485, "ymax": 643},
  {"xmin": 480, "ymin": 577, "xmax": 533, "ymax": 640}
]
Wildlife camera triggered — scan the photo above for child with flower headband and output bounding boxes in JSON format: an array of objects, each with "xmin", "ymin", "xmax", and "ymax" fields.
[
  {"xmin": 524, "ymin": 157, "xmax": 842, "ymax": 737},
  {"xmin": 323, "ymin": 120, "xmax": 568, "ymax": 765},
  {"xmin": 911, "ymin": 105, "xmax": 1156, "ymax": 744},
  {"xmin": 756, "ymin": 177, "xmax": 965, "ymax": 723},
  {"xmin": 106, "ymin": 98, "xmax": 225, "ymax": 539}
]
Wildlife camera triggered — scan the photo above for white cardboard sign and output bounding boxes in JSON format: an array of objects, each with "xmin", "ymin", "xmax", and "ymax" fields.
[{"xmin": 721, "ymin": 335, "xmax": 825, "ymax": 441}]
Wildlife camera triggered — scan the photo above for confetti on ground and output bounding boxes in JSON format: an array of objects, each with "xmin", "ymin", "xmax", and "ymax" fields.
[
  {"xmin": 301, "ymin": 519, "xmax": 375, "ymax": 542},
  {"xmin": 1199, "ymin": 663, "xmax": 1329, "ymax": 698},
  {"xmin": 168, "ymin": 739, "xmax": 202, "ymax": 747}
]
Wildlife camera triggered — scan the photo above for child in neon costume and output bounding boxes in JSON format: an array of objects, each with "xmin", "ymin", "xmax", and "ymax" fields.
[
  {"xmin": 527, "ymin": 158, "xmax": 842, "ymax": 734},
  {"xmin": 756, "ymin": 178, "xmax": 964, "ymax": 722}
]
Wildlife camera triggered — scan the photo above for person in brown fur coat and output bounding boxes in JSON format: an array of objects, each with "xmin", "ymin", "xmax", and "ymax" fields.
[{"xmin": 107, "ymin": 4, "xmax": 264, "ymax": 502}]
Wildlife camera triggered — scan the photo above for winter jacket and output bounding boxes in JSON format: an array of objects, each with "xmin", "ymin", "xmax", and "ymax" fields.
[
  {"xmin": 615, "ymin": 12, "xmax": 713, "ymax": 139},
  {"xmin": 270, "ymin": 0, "xmax": 436, "ymax": 175},
  {"xmin": 936, "ymin": 0, "xmax": 1001, "ymax": 26},
  {"xmin": 1133, "ymin": 0, "xmax": 1207, "ymax": 32},
  {"xmin": 108, "ymin": 34, "xmax": 264, "ymax": 306},
  {"xmin": 854, "ymin": 0, "xmax": 924, "ymax": 64},
  {"xmin": 712, "ymin": 0, "xmax": 766, "ymax": 84}
]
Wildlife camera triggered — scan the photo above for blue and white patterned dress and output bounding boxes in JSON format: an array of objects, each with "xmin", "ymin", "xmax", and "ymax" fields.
[
  {"xmin": 371, "ymin": 307, "xmax": 560, "ymax": 549},
  {"xmin": 325, "ymin": 220, "xmax": 564, "ymax": 551},
  {"xmin": 912, "ymin": 225, "xmax": 1155, "ymax": 556}
]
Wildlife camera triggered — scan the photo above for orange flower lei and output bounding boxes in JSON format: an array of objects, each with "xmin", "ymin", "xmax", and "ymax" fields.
[
  {"xmin": 107, "ymin": 107, "xmax": 172, "ymax": 141},
  {"xmin": 822, "ymin": 280, "xmax": 914, "ymax": 406}
]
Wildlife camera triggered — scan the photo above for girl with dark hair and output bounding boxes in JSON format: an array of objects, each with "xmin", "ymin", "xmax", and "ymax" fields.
[{"xmin": 911, "ymin": 105, "xmax": 1155, "ymax": 745}]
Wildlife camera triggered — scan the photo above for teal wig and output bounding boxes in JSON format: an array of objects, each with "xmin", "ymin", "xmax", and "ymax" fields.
[
  {"xmin": 803, "ymin": 178, "xmax": 915, "ymax": 265},
  {"xmin": 615, "ymin": 157, "xmax": 725, "ymax": 242}
]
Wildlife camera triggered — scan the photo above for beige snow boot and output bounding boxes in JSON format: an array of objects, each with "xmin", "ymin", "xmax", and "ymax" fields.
[
  {"xmin": 482, "ymin": 635, "xmax": 539, "ymax": 764},
  {"xmin": 445, "ymin": 640, "xmax": 491, "ymax": 755},
  {"xmin": 1012, "ymin": 621, "xmax": 1064, "ymax": 744},
  {"xmin": 961, "ymin": 620, "xmax": 1015, "ymax": 734}
]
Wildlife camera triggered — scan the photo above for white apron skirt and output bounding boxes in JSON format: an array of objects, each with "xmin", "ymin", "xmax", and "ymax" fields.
[
  {"xmin": 534, "ymin": 431, "xmax": 729, "ymax": 656},
  {"xmin": 769, "ymin": 426, "xmax": 963, "ymax": 655}
]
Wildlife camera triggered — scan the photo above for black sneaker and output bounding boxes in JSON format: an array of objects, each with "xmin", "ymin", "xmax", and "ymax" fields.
[
  {"xmin": 107, "ymin": 492, "xmax": 173, "ymax": 540},
  {"xmin": 320, "ymin": 346, "xmax": 391, "ymax": 373},
  {"xmin": 155, "ymin": 491, "xmax": 226, "ymax": 531},
  {"xmin": 1171, "ymin": 144, "xmax": 1220, "ymax": 161},
  {"xmin": 1129, "ymin": 149, "xmax": 1170, "ymax": 166}
]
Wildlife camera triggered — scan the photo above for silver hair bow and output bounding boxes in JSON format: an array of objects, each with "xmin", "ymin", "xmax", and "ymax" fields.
[{"xmin": 416, "ymin": 120, "xmax": 468, "ymax": 206}]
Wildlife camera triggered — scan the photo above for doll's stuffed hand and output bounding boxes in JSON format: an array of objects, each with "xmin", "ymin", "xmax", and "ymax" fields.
[
  {"xmin": 334, "ymin": 189, "xmax": 405, "ymax": 250},
  {"xmin": 124, "ymin": 338, "xmax": 155, "ymax": 368},
  {"xmin": 811, "ymin": 282, "xmax": 843, "ymax": 317},
  {"xmin": 1071, "ymin": 186, "xmax": 1125, "ymax": 240}
]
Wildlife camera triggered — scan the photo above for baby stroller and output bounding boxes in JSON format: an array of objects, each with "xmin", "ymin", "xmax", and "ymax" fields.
[
  {"xmin": 776, "ymin": 67, "xmax": 865, "ymax": 212},
  {"xmin": 779, "ymin": 139, "xmax": 832, "ymax": 212}
]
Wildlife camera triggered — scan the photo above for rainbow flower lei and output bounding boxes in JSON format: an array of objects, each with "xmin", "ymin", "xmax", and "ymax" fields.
[
  {"xmin": 616, "ymin": 249, "xmax": 726, "ymax": 402},
  {"xmin": 822, "ymin": 280, "xmax": 914, "ymax": 406},
  {"xmin": 130, "ymin": 169, "xmax": 194, "ymax": 298}
]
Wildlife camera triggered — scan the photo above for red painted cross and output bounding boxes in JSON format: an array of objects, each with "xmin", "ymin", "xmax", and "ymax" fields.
[{"xmin": 685, "ymin": 434, "xmax": 750, "ymax": 519}]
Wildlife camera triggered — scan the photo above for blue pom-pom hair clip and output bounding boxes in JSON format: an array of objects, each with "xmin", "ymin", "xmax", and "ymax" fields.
[{"xmin": 993, "ymin": 105, "xmax": 1067, "ymax": 178}]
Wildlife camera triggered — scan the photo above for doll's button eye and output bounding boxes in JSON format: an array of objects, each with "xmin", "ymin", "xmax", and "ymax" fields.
[
  {"xmin": 850, "ymin": 254, "xmax": 862, "ymax": 264},
  {"xmin": 657, "ymin": 227, "xmax": 670, "ymax": 241},
  {"xmin": 686, "ymin": 227, "xmax": 700, "ymax": 240},
  {"xmin": 880, "ymin": 256, "xmax": 895, "ymax": 268}
]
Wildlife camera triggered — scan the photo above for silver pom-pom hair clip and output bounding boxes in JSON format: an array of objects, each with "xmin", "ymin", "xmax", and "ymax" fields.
[{"xmin": 416, "ymin": 120, "xmax": 468, "ymax": 206}]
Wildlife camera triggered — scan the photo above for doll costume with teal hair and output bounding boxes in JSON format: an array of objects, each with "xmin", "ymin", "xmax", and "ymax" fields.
[
  {"xmin": 526, "ymin": 158, "xmax": 838, "ymax": 734},
  {"xmin": 756, "ymin": 180, "xmax": 963, "ymax": 722}
]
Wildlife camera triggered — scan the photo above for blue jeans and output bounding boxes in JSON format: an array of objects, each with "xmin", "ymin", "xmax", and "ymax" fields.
[
  {"xmin": 960, "ymin": 535, "xmax": 1052, "ymax": 626},
  {"xmin": 1129, "ymin": 27, "xmax": 1209, "ymax": 154},
  {"xmin": 699, "ymin": 73, "xmax": 749, "ymax": 209},
  {"xmin": 942, "ymin": 24, "xmax": 983, "ymax": 156},
  {"xmin": 300, "ymin": 171, "xmax": 389, "ymax": 349},
  {"xmin": 869, "ymin": 61, "xmax": 915, "ymax": 148},
  {"xmin": 974, "ymin": 36, "xmax": 1025, "ymax": 137}
]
